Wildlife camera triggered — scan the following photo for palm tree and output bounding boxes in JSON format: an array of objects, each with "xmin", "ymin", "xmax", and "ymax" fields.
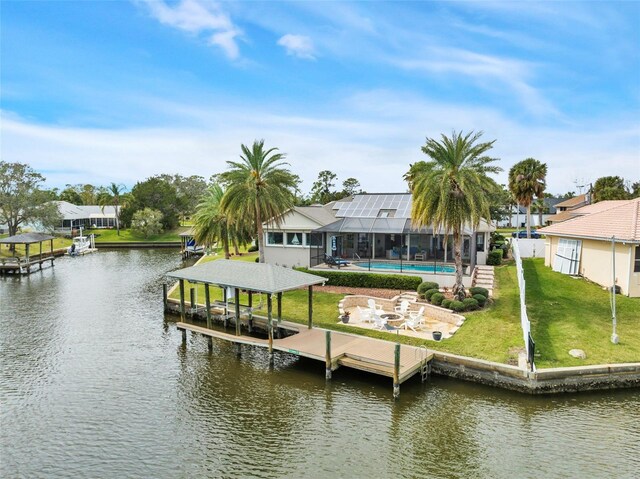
[
  {"xmin": 532, "ymin": 195, "xmax": 547, "ymax": 227},
  {"xmin": 192, "ymin": 184, "xmax": 232, "ymax": 259},
  {"xmin": 220, "ymin": 140, "xmax": 299, "ymax": 263},
  {"xmin": 508, "ymin": 158, "xmax": 547, "ymax": 238},
  {"xmin": 409, "ymin": 131, "xmax": 501, "ymax": 301},
  {"xmin": 98, "ymin": 182, "xmax": 127, "ymax": 235}
]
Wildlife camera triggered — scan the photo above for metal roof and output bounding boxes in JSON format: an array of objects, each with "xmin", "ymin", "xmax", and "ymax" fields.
[
  {"xmin": 0, "ymin": 233, "xmax": 55, "ymax": 244},
  {"xmin": 166, "ymin": 260, "xmax": 328, "ymax": 294}
]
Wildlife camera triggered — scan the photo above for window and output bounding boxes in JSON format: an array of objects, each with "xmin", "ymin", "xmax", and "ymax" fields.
[
  {"xmin": 286, "ymin": 232, "xmax": 303, "ymax": 246},
  {"xmin": 635, "ymin": 246, "xmax": 640, "ymax": 273},
  {"xmin": 476, "ymin": 233, "xmax": 485, "ymax": 252},
  {"xmin": 266, "ymin": 232, "xmax": 283, "ymax": 245}
]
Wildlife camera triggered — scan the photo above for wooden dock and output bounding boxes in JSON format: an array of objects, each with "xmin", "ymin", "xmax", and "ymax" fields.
[{"xmin": 176, "ymin": 320, "xmax": 433, "ymax": 396}]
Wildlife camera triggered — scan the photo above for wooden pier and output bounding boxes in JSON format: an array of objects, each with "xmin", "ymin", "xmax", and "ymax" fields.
[
  {"xmin": 0, "ymin": 233, "xmax": 58, "ymax": 275},
  {"xmin": 176, "ymin": 320, "xmax": 432, "ymax": 396}
]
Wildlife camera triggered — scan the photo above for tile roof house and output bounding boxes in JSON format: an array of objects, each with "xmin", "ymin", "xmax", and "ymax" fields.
[{"xmin": 538, "ymin": 198, "xmax": 640, "ymax": 296}]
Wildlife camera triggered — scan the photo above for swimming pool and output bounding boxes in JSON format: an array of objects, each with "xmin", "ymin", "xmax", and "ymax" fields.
[{"xmin": 353, "ymin": 261, "xmax": 456, "ymax": 274}]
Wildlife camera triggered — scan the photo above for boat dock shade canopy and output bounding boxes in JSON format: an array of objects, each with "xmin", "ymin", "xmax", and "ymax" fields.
[
  {"xmin": 166, "ymin": 259, "xmax": 328, "ymax": 294},
  {"xmin": 0, "ymin": 233, "xmax": 55, "ymax": 244}
]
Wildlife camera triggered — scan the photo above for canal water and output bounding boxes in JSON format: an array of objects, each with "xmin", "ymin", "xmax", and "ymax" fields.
[{"xmin": 1, "ymin": 250, "xmax": 638, "ymax": 478}]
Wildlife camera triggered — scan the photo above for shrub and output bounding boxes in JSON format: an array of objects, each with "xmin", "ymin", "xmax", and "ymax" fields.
[
  {"xmin": 450, "ymin": 300, "xmax": 465, "ymax": 312},
  {"xmin": 293, "ymin": 268, "xmax": 422, "ymax": 290},
  {"xmin": 472, "ymin": 294, "xmax": 487, "ymax": 307},
  {"xmin": 486, "ymin": 249, "xmax": 502, "ymax": 266},
  {"xmin": 441, "ymin": 299, "xmax": 452, "ymax": 309},
  {"xmin": 501, "ymin": 242, "xmax": 510, "ymax": 258},
  {"xmin": 462, "ymin": 297, "xmax": 479, "ymax": 311},
  {"xmin": 248, "ymin": 242, "xmax": 258, "ymax": 253},
  {"xmin": 424, "ymin": 288, "xmax": 440, "ymax": 301},
  {"xmin": 431, "ymin": 293, "xmax": 445, "ymax": 305},
  {"xmin": 417, "ymin": 281, "xmax": 439, "ymax": 295},
  {"xmin": 469, "ymin": 287, "xmax": 489, "ymax": 298},
  {"xmin": 131, "ymin": 207, "xmax": 163, "ymax": 238}
]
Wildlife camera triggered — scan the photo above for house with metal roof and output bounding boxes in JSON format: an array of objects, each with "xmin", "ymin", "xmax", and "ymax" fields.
[
  {"xmin": 539, "ymin": 197, "xmax": 640, "ymax": 297},
  {"xmin": 263, "ymin": 193, "xmax": 495, "ymax": 280},
  {"xmin": 52, "ymin": 201, "xmax": 119, "ymax": 231}
]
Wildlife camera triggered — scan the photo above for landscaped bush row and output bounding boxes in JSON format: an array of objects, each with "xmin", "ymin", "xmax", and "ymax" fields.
[
  {"xmin": 295, "ymin": 268, "xmax": 422, "ymax": 290},
  {"xmin": 486, "ymin": 249, "xmax": 503, "ymax": 266},
  {"xmin": 420, "ymin": 283, "xmax": 490, "ymax": 312}
]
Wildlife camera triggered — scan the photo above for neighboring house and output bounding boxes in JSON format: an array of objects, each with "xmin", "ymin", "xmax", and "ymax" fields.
[
  {"xmin": 52, "ymin": 201, "xmax": 119, "ymax": 231},
  {"xmin": 546, "ymin": 193, "xmax": 591, "ymax": 224},
  {"xmin": 546, "ymin": 199, "xmax": 629, "ymax": 225},
  {"xmin": 539, "ymin": 198, "xmax": 640, "ymax": 297},
  {"xmin": 263, "ymin": 193, "xmax": 494, "ymax": 270},
  {"xmin": 497, "ymin": 197, "xmax": 563, "ymax": 228}
]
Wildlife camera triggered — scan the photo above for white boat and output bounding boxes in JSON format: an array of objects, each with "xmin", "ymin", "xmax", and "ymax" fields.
[{"xmin": 68, "ymin": 228, "xmax": 96, "ymax": 256}]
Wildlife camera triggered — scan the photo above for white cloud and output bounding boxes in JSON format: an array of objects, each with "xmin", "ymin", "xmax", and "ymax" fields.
[
  {"xmin": 277, "ymin": 34, "xmax": 316, "ymax": 60},
  {"xmin": 139, "ymin": 0, "xmax": 241, "ymax": 59}
]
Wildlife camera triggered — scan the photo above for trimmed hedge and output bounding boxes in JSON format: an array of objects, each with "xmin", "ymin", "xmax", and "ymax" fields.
[
  {"xmin": 469, "ymin": 286, "xmax": 489, "ymax": 298},
  {"xmin": 450, "ymin": 300, "xmax": 465, "ymax": 312},
  {"xmin": 294, "ymin": 267, "xmax": 422, "ymax": 290},
  {"xmin": 424, "ymin": 288, "xmax": 440, "ymax": 301},
  {"xmin": 430, "ymin": 292, "xmax": 445, "ymax": 305},
  {"xmin": 441, "ymin": 299, "xmax": 452, "ymax": 309},
  {"xmin": 417, "ymin": 281, "xmax": 439, "ymax": 295},
  {"xmin": 472, "ymin": 294, "xmax": 487, "ymax": 306},
  {"xmin": 462, "ymin": 297, "xmax": 479, "ymax": 311},
  {"xmin": 487, "ymin": 249, "xmax": 502, "ymax": 266}
]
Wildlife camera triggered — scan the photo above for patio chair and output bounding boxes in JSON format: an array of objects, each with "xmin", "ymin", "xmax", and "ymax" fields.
[
  {"xmin": 372, "ymin": 312, "xmax": 388, "ymax": 330},
  {"xmin": 324, "ymin": 254, "xmax": 350, "ymax": 267},
  {"xmin": 394, "ymin": 300, "xmax": 410, "ymax": 317},
  {"xmin": 367, "ymin": 299, "xmax": 383, "ymax": 313},
  {"xmin": 403, "ymin": 306, "xmax": 425, "ymax": 332},
  {"xmin": 357, "ymin": 306, "xmax": 373, "ymax": 323}
]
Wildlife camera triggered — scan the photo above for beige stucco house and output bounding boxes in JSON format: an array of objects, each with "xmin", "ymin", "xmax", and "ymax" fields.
[{"xmin": 539, "ymin": 198, "xmax": 640, "ymax": 297}]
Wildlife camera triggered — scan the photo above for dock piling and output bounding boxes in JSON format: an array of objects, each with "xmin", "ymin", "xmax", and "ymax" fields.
[
  {"xmin": 179, "ymin": 280, "xmax": 186, "ymax": 322},
  {"xmin": 162, "ymin": 284, "xmax": 168, "ymax": 311},
  {"xmin": 325, "ymin": 330, "xmax": 332, "ymax": 380},
  {"xmin": 234, "ymin": 288, "xmax": 241, "ymax": 336},
  {"xmin": 248, "ymin": 292, "xmax": 253, "ymax": 333},
  {"xmin": 267, "ymin": 294, "xmax": 274, "ymax": 364},
  {"xmin": 189, "ymin": 287, "xmax": 195, "ymax": 313},
  {"xmin": 205, "ymin": 284, "xmax": 212, "ymax": 329},
  {"xmin": 393, "ymin": 343, "xmax": 400, "ymax": 399}
]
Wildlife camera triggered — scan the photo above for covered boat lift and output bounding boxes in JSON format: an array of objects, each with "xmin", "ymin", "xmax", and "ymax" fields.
[{"xmin": 0, "ymin": 233, "xmax": 56, "ymax": 275}]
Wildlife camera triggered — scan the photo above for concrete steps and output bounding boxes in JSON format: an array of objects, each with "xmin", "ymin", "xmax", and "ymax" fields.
[{"xmin": 472, "ymin": 265, "xmax": 495, "ymax": 296}]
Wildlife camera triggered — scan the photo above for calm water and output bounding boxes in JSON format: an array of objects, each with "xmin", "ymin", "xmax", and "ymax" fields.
[{"xmin": 1, "ymin": 250, "xmax": 638, "ymax": 479}]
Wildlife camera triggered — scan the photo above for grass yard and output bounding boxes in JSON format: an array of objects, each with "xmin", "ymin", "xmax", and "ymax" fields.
[
  {"xmin": 168, "ymin": 255, "xmax": 639, "ymax": 368},
  {"xmin": 523, "ymin": 258, "xmax": 639, "ymax": 368},
  {"xmin": 89, "ymin": 227, "xmax": 188, "ymax": 242},
  {"xmin": 0, "ymin": 235, "xmax": 72, "ymax": 258}
]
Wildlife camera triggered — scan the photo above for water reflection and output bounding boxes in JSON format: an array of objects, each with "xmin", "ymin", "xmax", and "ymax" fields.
[{"xmin": 1, "ymin": 249, "xmax": 638, "ymax": 478}]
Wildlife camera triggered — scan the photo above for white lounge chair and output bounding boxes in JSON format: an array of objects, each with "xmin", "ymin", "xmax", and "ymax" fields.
[
  {"xmin": 357, "ymin": 306, "xmax": 373, "ymax": 323},
  {"xmin": 394, "ymin": 299, "xmax": 410, "ymax": 317},
  {"xmin": 372, "ymin": 312, "xmax": 388, "ymax": 330},
  {"xmin": 403, "ymin": 306, "xmax": 425, "ymax": 332},
  {"xmin": 367, "ymin": 299, "xmax": 383, "ymax": 313}
]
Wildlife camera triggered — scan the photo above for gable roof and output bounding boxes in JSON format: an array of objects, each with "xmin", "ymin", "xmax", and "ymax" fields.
[
  {"xmin": 545, "ymin": 200, "xmax": 630, "ymax": 224},
  {"xmin": 554, "ymin": 194, "xmax": 587, "ymax": 209},
  {"xmin": 0, "ymin": 233, "xmax": 55, "ymax": 244},
  {"xmin": 539, "ymin": 198, "xmax": 640, "ymax": 243},
  {"xmin": 293, "ymin": 206, "xmax": 337, "ymax": 226}
]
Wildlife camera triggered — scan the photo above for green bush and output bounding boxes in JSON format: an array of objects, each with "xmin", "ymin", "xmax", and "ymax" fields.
[
  {"xmin": 462, "ymin": 297, "xmax": 479, "ymax": 311},
  {"xmin": 417, "ymin": 281, "xmax": 439, "ymax": 295},
  {"xmin": 501, "ymin": 242, "xmax": 510, "ymax": 258},
  {"xmin": 472, "ymin": 294, "xmax": 487, "ymax": 307},
  {"xmin": 441, "ymin": 299, "xmax": 452, "ymax": 309},
  {"xmin": 248, "ymin": 242, "xmax": 258, "ymax": 253},
  {"xmin": 469, "ymin": 287, "xmax": 489, "ymax": 298},
  {"xmin": 450, "ymin": 300, "xmax": 465, "ymax": 312},
  {"xmin": 294, "ymin": 268, "xmax": 422, "ymax": 290},
  {"xmin": 431, "ymin": 292, "xmax": 445, "ymax": 305},
  {"xmin": 486, "ymin": 249, "xmax": 502, "ymax": 266},
  {"xmin": 423, "ymin": 288, "xmax": 440, "ymax": 301}
]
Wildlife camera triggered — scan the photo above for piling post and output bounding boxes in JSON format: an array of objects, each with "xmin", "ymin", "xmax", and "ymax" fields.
[
  {"xmin": 179, "ymin": 280, "xmax": 186, "ymax": 322},
  {"xmin": 325, "ymin": 330, "xmax": 332, "ymax": 380},
  {"xmin": 182, "ymin": 328, "xmax": 187, "ymax": 343},
  {"xmin": 277, "ymin": 292, "xmax": 282, "ymax": 323},
  {"xmin": 223, "ymin": 287, "xmax": 228, "ymax": 328},
  {"xmin": 393, "ymin": 343, "xmax": 400, "ymax": 399},
  {"xmin": 162, "ymin": 283, "xmax": 168, "ymax": 311},
  {"xmin": 190, "ymin": 287, "xmax": 195, "ymax": 314},
  {"xmin": 248, "ymin": 291, "xmax": 253, "ymax": 333},
  {"xmin": 308, "ymin": 285, "xmax": 313, "ymax": 329},
  {"xmin": 234, "ymin": 288, "xmax": 241, "ymax": 336},
  {"xmin": 208, "ymin": 337, "xmax": 213, "ymax": 351},
  {"xmin": 267, "ymin": 293, "xmax": 274, "ymax": 364},
  {"xmin": 205, "ymin": 284, "xmax": 212, "ymax": 329}
]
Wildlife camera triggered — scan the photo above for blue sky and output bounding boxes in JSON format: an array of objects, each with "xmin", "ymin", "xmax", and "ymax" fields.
[{"xmin": 2, "ymin": 0, "xmax": 639, "ymax": 195}]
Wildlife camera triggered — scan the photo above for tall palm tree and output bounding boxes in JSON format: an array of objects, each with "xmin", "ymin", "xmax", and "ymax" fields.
[
  {"xmin": 98, "ymin": 182, "xmax": 127, "ymax": 235},
  {"xmin": 192, "ymin": 184, "xmax": 232, "ymax": 259},
  {"xmin": 508, "ymin": 158, "xmax": 547, "ymax": 238},
  {"xmin": 220, "ymin": 140, "xmax": 299, "ymax": 263},
  {"xmin": 409, "ymin": 131, "xmax": 501, "ymax": 301}
]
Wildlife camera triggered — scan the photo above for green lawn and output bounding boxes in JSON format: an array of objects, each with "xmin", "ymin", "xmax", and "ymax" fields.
[
  {"xmin": 89, "ymin": 227, "xmax": 188, "ymax": 242},
  {"xmin": 168, "ymin": 256, "xmax": 639, "ymax": 368},
  {"xmin": 524, "ymin": 258, "xmax": 639, "ymax": 368},
  {"xmin": 0, "ymin": 234, "xmax": 72, "ymax": 258}
]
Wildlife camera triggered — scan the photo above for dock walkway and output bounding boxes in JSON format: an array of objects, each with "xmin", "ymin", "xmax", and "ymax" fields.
[{"xmin": 176, "ymin": 320, "xmax": 433, "ymax": 389}]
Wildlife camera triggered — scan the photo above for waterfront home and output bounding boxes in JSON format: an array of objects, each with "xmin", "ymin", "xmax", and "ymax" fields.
[
  {"xmin": 539, "ymin": 197, "xmax": 640, "ymax": 297},
  {"xmin": 52, "ymin": 201, "xmax": 119, "ymax": 231},
  {"xmin": 263, "ymin": 193, "xmax": 494, "ymax": 282}
]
